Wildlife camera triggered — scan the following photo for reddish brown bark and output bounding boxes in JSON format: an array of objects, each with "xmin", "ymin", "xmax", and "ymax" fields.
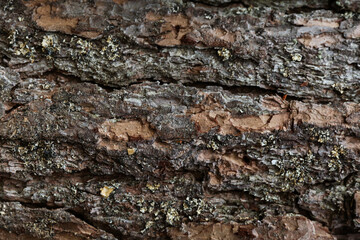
[{"xmin": 0, "ymin": 0, "xmax": 359, "ymax": 239}]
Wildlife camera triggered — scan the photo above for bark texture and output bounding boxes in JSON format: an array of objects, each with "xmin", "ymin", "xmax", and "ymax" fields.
[{"xmin": 0, "ymin": 0, "xmax": 360, "ymax": 239}]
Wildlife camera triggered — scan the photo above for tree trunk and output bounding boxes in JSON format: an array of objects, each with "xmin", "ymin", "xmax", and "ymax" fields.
[{"xmin": 0, "ymin": 0, "xmax": 359, "ymax": 239}]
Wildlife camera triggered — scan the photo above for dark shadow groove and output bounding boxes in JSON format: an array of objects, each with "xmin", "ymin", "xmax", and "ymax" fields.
[{"xmin": 66, "ymin": 208, "xmax": 124, "ymax": 239}]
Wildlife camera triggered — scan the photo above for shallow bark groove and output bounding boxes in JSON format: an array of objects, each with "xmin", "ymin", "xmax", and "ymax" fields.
[{"xmin": 0, "ymin": 0, "xmax": 360, "ymax": 239}]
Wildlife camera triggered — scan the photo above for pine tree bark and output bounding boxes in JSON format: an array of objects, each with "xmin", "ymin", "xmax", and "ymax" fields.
[{"xmin": 0, "ymin": 0, "xmax": 360, "ymax": 239}]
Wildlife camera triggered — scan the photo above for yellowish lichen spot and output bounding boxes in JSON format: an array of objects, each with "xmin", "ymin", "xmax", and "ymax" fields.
[
  {"xmin": 127, "ymin": 148, "xmax": 136, "ymax": 155},
  {"xmin": 291, "ymin": 53, "xmax": 302, "ymax": 62},
  {"xmin": 217, "ymin": 48, "xmax": 231, "ymax": 61},
  {"xmin": 100, "ymin": 186, "xmax": 114, "ymax": 198},
  {"xmin": 146, "ymin": 182, "xmax": 160, "ymax": 192}
]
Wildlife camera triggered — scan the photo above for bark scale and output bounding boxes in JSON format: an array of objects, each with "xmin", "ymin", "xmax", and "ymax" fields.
[{"xmin": 0, "ymin": 0, "xmax": 359, "ymax": 239}]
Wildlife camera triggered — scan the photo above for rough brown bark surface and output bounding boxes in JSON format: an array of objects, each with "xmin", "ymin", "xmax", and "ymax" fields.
[{"xmin": 0, "ymin": 0, "xmax": 360, "ymax": 239}]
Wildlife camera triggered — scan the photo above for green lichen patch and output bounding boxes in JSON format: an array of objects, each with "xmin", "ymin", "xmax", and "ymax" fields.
[
  {"xmin": 15, "ymin": 141, "xmax": 57, "ymax": 174},
  {"xmin": 100, "ymin": 36, "xmax": 121, "ymax": 61},
  {"xmin": 207, "ymin": 139, "xmax": 219, "ymax": 151},
  {"xmin": 7, "ymin": 30, "xmax": 36, "ymax": 63},
  {"xmin": 327, "ymin": 145, "xmax": 347, "ymax": 172},
  {"xmin": 274, "ymin": 152, "xmax": 317, "ymax": 192},
  {"xmin": 271, "ymin": 143, "xmax": 350, "ymax": 192},
  {"xmin": 307, "ymin": 127, "xmax": 332, "ymax": 144},
  {"xmin": 26, "ymin": 217, "xmax": 57, "ymax": 239}
]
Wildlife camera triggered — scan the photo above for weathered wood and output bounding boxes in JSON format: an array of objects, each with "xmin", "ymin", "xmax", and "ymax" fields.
[{"xmin": 0, "ymin": 0, "xmax": 359, "ymax": 239}]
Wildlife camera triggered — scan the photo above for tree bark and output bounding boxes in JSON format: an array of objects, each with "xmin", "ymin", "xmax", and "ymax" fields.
[{"xmin": 0, "ymin": 0, "xmax": 359, "ymax": 239}]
